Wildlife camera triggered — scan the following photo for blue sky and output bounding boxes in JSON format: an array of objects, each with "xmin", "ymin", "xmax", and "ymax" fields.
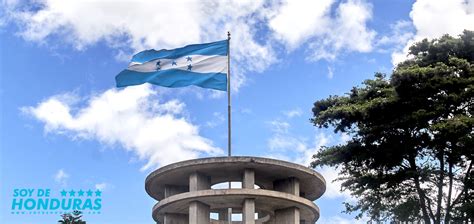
[{"xmin": 1, "ymin": 0, "xmax": 473, "ymax": 223}]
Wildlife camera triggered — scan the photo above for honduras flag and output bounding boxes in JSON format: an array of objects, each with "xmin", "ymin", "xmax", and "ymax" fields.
[{"xmin": 116, "ymin": 40, "xmax": 228, "ymax": 91}]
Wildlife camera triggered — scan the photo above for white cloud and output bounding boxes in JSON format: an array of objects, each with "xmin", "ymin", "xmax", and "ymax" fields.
[
  {"xmin": 269, "ymin": 0, "xmax": 333, "ymax": 48},
  {"xmin": 317, "ymin": 166, "xmax": 352, "ymax": 199},
  {"xmin": 265, "ymin": 117, "xmax": 354, "ymax": 199},
  {"xmin": 298, "ymin": 132, "xmax": 330, "ymax": 166},
  {"xmin": 392, "ymin": 0, "xmax": 474, "ymax": 65},
  {"xmin": 95, "ymin": 182, "xmax": 110, "ymax": 191},
  {"xmin": 267, "ymin": 131, "xmax": 352, "ymax": 199},
  {"xmin": 411, "ymin": 0, "xmax": 474, "ymax": 40},
  {"xmin": 377, "ymin": 20, "xmax": 414, "ymax": 48},
  {"xmin": 283, "ymin": 108, "xmax": 303, "ymax": 118},
  {"xmin": 267, "ymin": 120, "xmax": 291, "ymax": 134},
  {"xmin": 266, "ymin": 118, "xmax": 329, "ymax": 166},
  {"xmin": 54, "ymin": 169, "xmax": 69, "ymax": 186},
  {"xmin": 307, "ymin": 0, "xmax": 376, "ymax": 61},
  {"xmin": 268, "ymin": 134, "xmax": 307, "ymax": 153},
  {"xmin": 269, "ymin": 0, "xmax": 376, "ymax": 61},
  {"xmin": 327, "ymin": 66, "xmax": 334, "ymax": 79},
  {"xmin": 10, "ymin": 0, "xmax": 202, "ymax": 50},
  {"xmin": 205, "ymin": 112, "xmax": 225, "ymax": 128},
  {"xmin": 22, "ymin": 85, "xmax": 222, "ymax": 170}
]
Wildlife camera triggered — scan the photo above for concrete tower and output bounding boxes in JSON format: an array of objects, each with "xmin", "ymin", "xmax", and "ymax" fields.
[{"xmin": 145, "ymin": 157, "xmax": 326, "ymax": 224}]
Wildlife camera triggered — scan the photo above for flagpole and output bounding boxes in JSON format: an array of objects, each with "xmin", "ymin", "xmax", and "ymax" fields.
[
  {"xmin": 227, "ymin": 31, "xmax": 231, "ymax": 158},
  {"xmin": 226, "ymin": 31, "xmax": 232, "ymax": 224}
]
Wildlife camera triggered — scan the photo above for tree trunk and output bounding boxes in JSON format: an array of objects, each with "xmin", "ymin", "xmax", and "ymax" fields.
[
  {"xmin": 435, "ymin": 151, "xmax": 445, "ymax": 224},
  {"xmin": 444, "ymin": 161, "xmax": 454, "ymax": 224},
  {"xmin": 409, "ymin": 154, "xmax": 431, "ymax": 224}
]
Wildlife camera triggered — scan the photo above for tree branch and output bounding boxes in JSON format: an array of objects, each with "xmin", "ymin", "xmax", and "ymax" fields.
[
  {"xmin": 451, "ymin": 160, "xmax": 472, "ymax": 206},
  {"xmin": 409, "ymin": 153, "xmax": 431, "ymax": 223},
  {"xmin": 445, "ymin": 161, "xmax": 454, "ymax": 223},
  {"xmin": 435, "ymin": 150, "xmax": 445, "ymax": 223},
  {"xmin": 424, "ymin": 194, "xmax": 436, "ymax": 223}
]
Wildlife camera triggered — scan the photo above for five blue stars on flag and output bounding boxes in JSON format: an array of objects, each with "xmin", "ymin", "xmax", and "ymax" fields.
[{"xmin": 154, "ymin": 57, "xmax": 193, "ymax": 71}]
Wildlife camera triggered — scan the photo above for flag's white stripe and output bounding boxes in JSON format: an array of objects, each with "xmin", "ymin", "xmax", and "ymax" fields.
[{"xmin": 127, "ymin": 55, "xmax": 227, "ymax": 74}]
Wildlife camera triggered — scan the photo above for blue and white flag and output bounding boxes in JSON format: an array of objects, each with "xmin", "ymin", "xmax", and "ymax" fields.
[{"xmin": 116, "ymin": 40, "xmax": 228, "ymax": 91}]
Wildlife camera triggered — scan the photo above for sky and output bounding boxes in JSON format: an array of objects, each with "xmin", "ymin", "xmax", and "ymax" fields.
[{"xmin": 0, "ymin": 0, "xmax": 473, "ymax": 223}]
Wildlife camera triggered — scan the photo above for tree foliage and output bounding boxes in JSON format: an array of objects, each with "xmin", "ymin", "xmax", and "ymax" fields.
[
  {"xmin": 58, "ymin": 210, "xmax": 86, "ymax": 224},
  {"xmin": 311, "ymin": 30, "xmax": 474, "ymax": 223}
]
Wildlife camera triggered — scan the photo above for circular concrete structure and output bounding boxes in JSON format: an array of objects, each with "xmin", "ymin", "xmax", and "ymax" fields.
[{"xmin": 146, "ymin": 156, "xmax": 326, "ymax": 224}]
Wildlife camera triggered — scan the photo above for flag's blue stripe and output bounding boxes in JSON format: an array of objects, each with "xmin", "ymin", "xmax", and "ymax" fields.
[
  {"xmin": 116, "ymin": 69, "xmax": 227, "ymax": 91},
  {"xmin": 132, "ymin": 40, "xmax": 228, "ymax": 63}
]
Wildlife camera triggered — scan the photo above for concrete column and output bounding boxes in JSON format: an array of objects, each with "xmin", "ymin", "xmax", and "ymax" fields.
[
  {"xmin": 227, "ymin": 208, "xmax": 232, "ymax": 224},
  {"xmin": 189, "ymin": 201, "xmax": 210, "ymax": 224},
  {"xmin": 274, "ymin": 207, "xmax": 300, "ymax": 224},
  {"xmin": 189, "ymin": 172, "xmax": 210, "ymax": 192},
  {"xmin": 188, "ymin": 173, "xmax": 210, "ymax": 224},
  {"xmin": 164, "ymin": 213, "xmax": 188, "ymax": 224},
  {"xmin": 242, "ymin": 198, "xmax": 255, "ymax": 224},
  {"xmin": 243, "ymin": 169, "xmax": 255, "ymax": 189},
  {"xmin": 218, "ymin": 210, "xmax": 228, "ymax": 221},
  {"xmin": 273, "ymin": 178, "xmax": 300, "ymax": 224},
  {"xmin": 273, "ymin": 177, "xmax": 299, "ymax": 196},
  {"xmin": 242, "ymin": 169, "xmax": 255, "ymax": 224},
  {"xmin": 164, "ymin": 185, "xmax": 188, "ymax": 198}
]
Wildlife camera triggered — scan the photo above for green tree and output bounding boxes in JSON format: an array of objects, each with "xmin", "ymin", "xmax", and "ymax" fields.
[
  {"xmin": 311, "ymin": 30, "xmax": 473, "ymax": 223},
  {"xmin": 58, "ymin": 210, "xmax": 86, "ymax": 224}
]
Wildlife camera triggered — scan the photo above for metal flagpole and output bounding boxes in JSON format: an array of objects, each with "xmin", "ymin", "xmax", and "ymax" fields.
[
  {"xmin": 227, "ymin": 31, "xmax": 231, "ymax": 158},
  {"xmin": 226, "ymin": 31, "xmax": 232, "ymax": 224}
]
